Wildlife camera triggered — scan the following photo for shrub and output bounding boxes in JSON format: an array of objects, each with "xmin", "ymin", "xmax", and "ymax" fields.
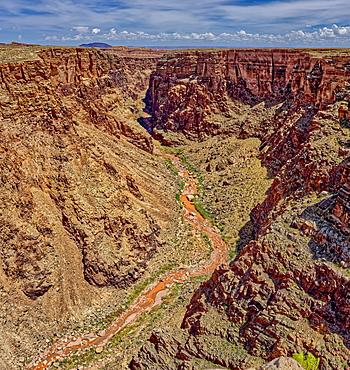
[{"xmin": 292, "ymin": 352, "xmax": 320, "ymax": 370}]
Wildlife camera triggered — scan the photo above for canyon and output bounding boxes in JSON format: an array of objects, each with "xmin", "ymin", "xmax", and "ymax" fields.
[
  {"xmin": 132, "ymin": 49, "xmax": 350, "ymax": 370},
  {"xmin": 0, "ymin": 45, "xmax": 349, "ymax": 370}
]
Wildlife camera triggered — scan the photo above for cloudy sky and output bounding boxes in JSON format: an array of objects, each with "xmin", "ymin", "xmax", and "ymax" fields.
[{"xmin": 1, "ymin": 0, "xmax": 350, "ymax": 47}]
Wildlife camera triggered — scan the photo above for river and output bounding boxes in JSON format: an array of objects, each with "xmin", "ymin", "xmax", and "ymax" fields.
[{"xmin": 27, "ymin": 146, "xmax": 228, "ymax": 370}]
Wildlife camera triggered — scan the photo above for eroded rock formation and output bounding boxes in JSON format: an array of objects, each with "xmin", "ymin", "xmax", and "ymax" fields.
[{"xmin": 148, "ymin": 49, "xmax": 350, "ymax": 142}]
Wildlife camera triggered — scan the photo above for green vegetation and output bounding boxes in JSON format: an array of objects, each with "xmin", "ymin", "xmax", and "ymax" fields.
[
  {"xmin": 180, "ymin": 155, "xmax": 203, "ymax": 185},
  {"xmin": 125, "ymin": 277, "xmax": 155, "ymax": 309},
  {"xmin": 124, "ymin": 263, "xmax": 175, "ymax": 309},
  {"xmin": 160, "ymin": 145, "xmax": 184, "ymax": 155},
  {"xmin": 161, "ymin": 156, "xmax": 185, "ymax": 205},
  {"xmin": 193, "ymin": 198, "xmax": 212, "ymax": 220},
  {"xmin": 164, "ymin": 157, "xmax": 179, "ymax": 176},
  {"xmin": 175, "ymin": 181, "xmax": 185, "ymax": 203},
  {"xmin": 202, "ymin": 233, "xmax": 212, "ymax": 247},
  {"xmin": 100, "ymin": 307, "xmax": 124, "ymax": 331},
  {"xmin": 228, "ymin": 238, "xmax": 240, "ymax": 259},
  {"xmin": 55, "ymin": 348, "xmax": 98, "ymax": 369},
  {"xmin": 229, "ymin": 248, "xmax": 238, "ymax": 260},
  {"xmin": 157, "ymin": 263, "xmax": 175, "ymax": 276},
  {"xmin": 292, "ymin": 352, "xmax": 320, "ymax": 370}
]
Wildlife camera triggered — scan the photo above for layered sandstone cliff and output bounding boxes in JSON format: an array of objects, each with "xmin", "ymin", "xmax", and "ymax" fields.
[{"xmin": 148, "ymin": 49, "xmax": 350, "ymax": 142}]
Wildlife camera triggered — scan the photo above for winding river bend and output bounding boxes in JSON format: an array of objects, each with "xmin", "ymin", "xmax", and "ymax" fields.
[{"xmin": 27, "ymin": 147, "xmax": 228, "ymax": 370}]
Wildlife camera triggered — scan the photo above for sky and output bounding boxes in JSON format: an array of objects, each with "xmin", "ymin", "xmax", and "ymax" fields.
[{"xmin": 1, "ymin": 0, "xmax": 350, "ymax": 47}]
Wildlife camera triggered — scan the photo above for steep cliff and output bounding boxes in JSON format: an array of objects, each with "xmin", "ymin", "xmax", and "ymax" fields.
[
  {"xmin": 148, "ymin": 49, "xmax": 350, "ymax": 142},
  {"xmin": 131, "ymin": 49, "xmax": 350, "ymax": 370},
  {"xmin": 104, "ymin": 46, "xmax": 166, "ymax": 97},
  {"xmin": 0, "ymin": 45, "xmax": 178, "ymax": 369}
]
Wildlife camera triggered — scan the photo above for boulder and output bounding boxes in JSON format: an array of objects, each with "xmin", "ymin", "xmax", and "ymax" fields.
[{"xmin": 259, "ymin": 357, "xmax": 304, "ymax": 370}]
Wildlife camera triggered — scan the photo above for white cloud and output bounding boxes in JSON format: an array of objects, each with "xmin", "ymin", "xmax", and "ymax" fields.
[
  {"xmin": 62, "ymin": 34, "xmax": 85, "ymax": 41},
  {"xmin": 47, "ymin": 24, "xmax": 350, "ymax": 46},
  {"xmin": 1, "ymin": 0, "xmax": 350, "ymax": 46},
  {"xmin": 44, "ymin": 35, "xmax": 60, "ymax": 41},
  {"xmin": 332, "ymin": 24, "xmax": 350, "ymax": 36},
  {"xmin": 71, "ymin": 26, "xmax": 89, "ymax": 33}
]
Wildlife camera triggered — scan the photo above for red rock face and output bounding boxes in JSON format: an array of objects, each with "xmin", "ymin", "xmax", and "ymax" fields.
[
  {"xmin": 148, "ymin": 49, "xmax": 350, "ymax": 141},
  {"xmin": 332, "ymin": 182, "xmax": 350, "ymax": 232},
  {"xmin": 0, "ymin": 47, "xmax": 154, "ymax": 151},
  {"xmin": 0, "ymin": 47, "xmax": 160, "ymax": 298}
]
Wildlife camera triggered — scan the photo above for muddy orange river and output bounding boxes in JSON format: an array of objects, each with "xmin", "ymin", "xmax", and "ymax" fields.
[{"xmin": 27, "ymin": 147, "xmax": 228, "ymax": 370}]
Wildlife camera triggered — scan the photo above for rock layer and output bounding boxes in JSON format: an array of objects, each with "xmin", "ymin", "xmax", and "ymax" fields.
[{"xmin": 148, "ymin": 49, "xmax": 350, "ymax": 141}]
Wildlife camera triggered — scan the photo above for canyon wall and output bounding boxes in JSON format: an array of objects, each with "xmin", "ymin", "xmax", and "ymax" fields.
[
  {"xmin": 0, "ymin": 45, "xmax": 176, "ymax": 369},
  {"xmin": 148, "ymin": 49, "xmax": 350, "ymax": 141},
  {"xmin": 132, "ymin": 49, "xmax": 350, "ymax": 369},
  {"xmin": 104, "ymin": 46, "xmax": 166, "ymax": 97}
]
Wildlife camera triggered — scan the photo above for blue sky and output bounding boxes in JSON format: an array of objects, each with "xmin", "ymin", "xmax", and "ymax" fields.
[{"xmin": 1, "ymin": 0, "xmax": 350, "ymax": 47}]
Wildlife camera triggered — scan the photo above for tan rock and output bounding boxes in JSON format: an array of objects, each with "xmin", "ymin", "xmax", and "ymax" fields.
[{"xmin": 259, "ymin": 357, "xmax": 304, "ymax": 370}]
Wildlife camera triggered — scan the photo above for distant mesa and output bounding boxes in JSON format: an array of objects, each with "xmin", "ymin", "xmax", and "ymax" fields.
[
  {"xmin": 79, "ymin": 42, "xmax": 112, "ymax": 48},
  {"xmin": 0, "ymin": 41, "xmax": 41, "ymax": 46}
]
